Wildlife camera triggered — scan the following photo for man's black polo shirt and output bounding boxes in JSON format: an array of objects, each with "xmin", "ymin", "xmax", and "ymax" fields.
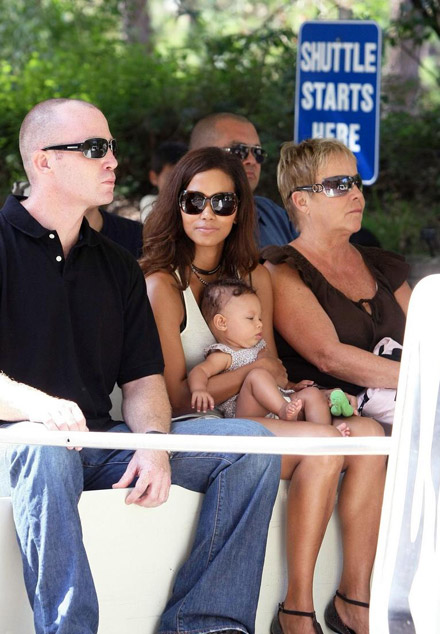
[{"xmin": 0, "ymin": 195, "xmax": 164, "ymax": 431}]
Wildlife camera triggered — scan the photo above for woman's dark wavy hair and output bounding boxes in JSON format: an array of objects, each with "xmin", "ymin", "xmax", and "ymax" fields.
[{"xmin": 139, "ymin": 146, "xmax": 259, "ymax": 288}]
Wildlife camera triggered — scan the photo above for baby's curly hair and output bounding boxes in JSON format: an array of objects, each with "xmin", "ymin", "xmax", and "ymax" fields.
[{"xmin": 201, "ymin": 278, "xmax": 256, "ymax": 325}]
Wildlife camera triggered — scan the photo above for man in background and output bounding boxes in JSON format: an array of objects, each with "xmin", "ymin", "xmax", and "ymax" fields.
[{"xmin": 140, "ymin": 140, "xmax": 187, "ymax": 221}]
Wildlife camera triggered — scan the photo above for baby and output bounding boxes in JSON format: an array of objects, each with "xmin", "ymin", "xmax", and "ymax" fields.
[{"xmin": 188, "ymin": 279, "xmax": 351, "ymax": 434}]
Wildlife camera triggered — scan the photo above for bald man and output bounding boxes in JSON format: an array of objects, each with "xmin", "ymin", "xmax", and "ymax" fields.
[
  {"xmin": 190, "ymin": 113, "xmax": 298, "ymax": 248},
  {"xmin": 0, "ymin": 100, "xmax": 280, "ymax": 634}
]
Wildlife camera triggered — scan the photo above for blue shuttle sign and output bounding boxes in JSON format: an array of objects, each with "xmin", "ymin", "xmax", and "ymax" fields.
[{"xmin": 295, "ymin": 21, "xmax": 382, "ymax": 185}]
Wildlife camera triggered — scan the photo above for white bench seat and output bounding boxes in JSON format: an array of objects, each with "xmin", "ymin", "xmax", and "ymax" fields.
[{"xmin": 0, "ymin": 482, "xmax": 341, "ymax": 634}]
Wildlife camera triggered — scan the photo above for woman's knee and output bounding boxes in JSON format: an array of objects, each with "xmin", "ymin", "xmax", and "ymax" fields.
[
  {"xmin": 350, "ymin": 415, "xmax": 385, "ymax": 437},
  {"xmin": 317, "ymin": 424, "xmax": 343, "ymax": 438},
  {"xmin": 293, "ymin": 426, "xmax": 344, "ymax": 476},
  {"xmin": 308, "ymin": 452, "xmax": 344, "ymax": 475},
  {"xmin": 300, "ymin": 386, "xmax": 322, "ymax": 401},
  {"xmin": 282, "ymin": 451, "xmax": 343, "ymax": 481}
]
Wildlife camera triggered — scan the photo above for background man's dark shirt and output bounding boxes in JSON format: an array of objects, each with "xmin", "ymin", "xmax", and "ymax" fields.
[
  {"xmin": 99, "ymin": 208, "xmax": 143, "ymax": 258},
  {"xmin": 254, "ymin": 195, "xmax": 298, "ymax": 248}
]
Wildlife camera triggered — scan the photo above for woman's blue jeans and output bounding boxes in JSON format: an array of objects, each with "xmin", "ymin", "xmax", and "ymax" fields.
[{"xmin": 1, "ymin": 418, "xmax": 281, "ymax": 634}]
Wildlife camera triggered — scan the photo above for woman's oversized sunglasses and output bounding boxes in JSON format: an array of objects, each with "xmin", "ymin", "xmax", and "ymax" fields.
[
  {"xmin": 291, "ymin": 173, "xmax": 363, "ymax": 198},
  {"xmin": 179, "ymin": 190, "xmax": 239, "ymax": 216},
  {"xmin": 42, "ymin": 138, "xmax": 117, "ymax": 159}
]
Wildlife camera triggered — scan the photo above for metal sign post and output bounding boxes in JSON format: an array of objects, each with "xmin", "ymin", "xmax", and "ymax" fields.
[{"xmin": 295, "ymin": 20, "xmax": 382, "ymax": 185}]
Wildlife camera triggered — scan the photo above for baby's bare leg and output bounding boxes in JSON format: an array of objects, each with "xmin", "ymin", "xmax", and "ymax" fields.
[
  {"xmin": 299, "ymin": 387, "xmax": 332, "ymax": 425},
  {"xmin": 235, "ymin": 368, "xmax": 299, "ymax": 419}
]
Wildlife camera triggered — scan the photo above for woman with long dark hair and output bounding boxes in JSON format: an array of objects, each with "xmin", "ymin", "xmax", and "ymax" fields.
[{"xmin": 141, "ymin": 146, "xmax": 385, "ymax": 634}]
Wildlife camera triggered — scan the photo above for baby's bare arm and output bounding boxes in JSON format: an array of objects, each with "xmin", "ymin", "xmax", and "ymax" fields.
[
  {"xmin": 188, "ymin": 353, "xmax": 231, "ymax": 390},
  {"xmin": 188, "ymin": 352, "xmax": 232, "ymax": 412}
]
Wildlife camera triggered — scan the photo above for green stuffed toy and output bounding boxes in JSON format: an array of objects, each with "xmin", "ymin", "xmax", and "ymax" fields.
[{"xmin": 329, "ymin": 389, "xmax": 354, "ymax": 417}]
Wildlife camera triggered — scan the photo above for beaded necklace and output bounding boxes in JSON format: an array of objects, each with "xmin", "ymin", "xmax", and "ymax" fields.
[{"xmin": 190, "ymin": 264, "xmax": 209, "ymax": 286}]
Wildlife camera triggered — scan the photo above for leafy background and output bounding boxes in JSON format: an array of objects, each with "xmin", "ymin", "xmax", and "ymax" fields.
[{"xmin": 0, "ymin": 0, "xmax": 439, "ymax": 255}]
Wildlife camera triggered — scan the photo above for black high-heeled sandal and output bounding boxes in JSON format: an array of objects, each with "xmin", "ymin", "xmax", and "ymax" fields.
[
  {"xmin": 324, "ymin": 590, "xmax": 369, "ymax": 634},
  {"xmin": 270, "ymin": 602, "xmax": 323, "ymax": 634}
]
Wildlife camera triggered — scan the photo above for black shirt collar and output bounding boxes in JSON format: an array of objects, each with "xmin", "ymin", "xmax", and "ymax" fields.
[{"xmin": 2, "ymin": 195, "xmax": 99, "ymax": 246}]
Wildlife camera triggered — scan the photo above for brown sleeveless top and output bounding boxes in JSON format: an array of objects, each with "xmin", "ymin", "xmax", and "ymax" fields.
[{"xmin": 262, "ymin": 244, "xmax": 409, "ymax": 395}]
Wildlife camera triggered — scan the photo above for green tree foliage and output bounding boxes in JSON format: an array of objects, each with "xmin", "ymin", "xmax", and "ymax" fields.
[
  {"xmin": 0, "ymin": 0, "xmax": 123, "ymax": 191},
  {"xmin": 0, "ymin": 0, "xmax": 438, "ymax": 253},
  {"xmin": 392, "ymin": 0, "xmax": 440, "ymax": 43},
  {"xmin": 364, "ymin": 105, "xmax": 440, "ymax": 253},
  {"xmin": 0, "ymin": 0, "xmax": 298, "ymax": 204}
]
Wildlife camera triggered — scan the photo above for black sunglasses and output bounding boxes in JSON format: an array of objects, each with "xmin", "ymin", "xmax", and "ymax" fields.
[
  {"xmin": 223, "ymin": 143, "xmax": 267, "ymax": 164},
  {"xmin": 291, "ymin": 174, "xmax": 363, "ymax": 198},
  {"xmin": 42, "ymin": 138, "xmax": 117, "ymax": 159},
  {"xmin": 179, "ymin": 190, "xmax": 239, "ymax": 216}
]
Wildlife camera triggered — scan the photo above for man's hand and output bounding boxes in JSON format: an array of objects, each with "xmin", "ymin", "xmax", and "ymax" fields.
[
  {"xmin": 24, "ymin": 394, "xmax": 87, "ymax": 432},
  {"xmin": 112, "ymin": 448, "xmax": 171, "ymax": 507},
  {"xmin": 345, "ymin": 392, "xmax": 359, "ymax": 415},
  {"xmin": 0, "ymin": 373, "xmax": 88, "ymax": 442},
  {"xmin": 287, "ymin": 379, "xmax": 315, "ymax": 391},
  {"xmin": 22, "ymin": 391, "xmax": 88, "ymax": 450},
  {"xmin": 191, "ymin": 389, "xmax": 215, "ymax": 413}
]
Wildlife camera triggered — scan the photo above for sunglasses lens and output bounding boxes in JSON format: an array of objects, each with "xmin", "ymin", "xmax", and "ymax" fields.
[
  {"xmin": 211, "ymin": 193, "xmax": 238, "ymax": 216},
  {"xmin": 322, "ymin": 175, "xmax": 362, "ymax": 197},
  {"xmin": 82, "ymin": 138, "xmax": 107, "ymax": 159},
  {"xmin": 354, "ymin": 174, "xmax": 363, "ymax": 191},
  {"xmin": 231, "ymin": 145, "xmax": 249, "ymax": 161},
  {"xmin": 252, "ymin": 147, "xmax": 267, "ymax": 164},
  {"xmin": 181, "ymin": 192, "xmax": 206, "ymax": 214},
  {"xmin": 109, "ymin": 139, "xmax": 117, "ymax": 157},
  {"xmin": 322, "ymin": 177, "xmax": 346, "ymax": 197}
]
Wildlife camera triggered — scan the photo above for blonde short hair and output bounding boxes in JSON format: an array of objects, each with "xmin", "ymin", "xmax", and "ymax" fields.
[{"xmin": 277, "ymin": 138, "xmax": 356, "ymax": 226}]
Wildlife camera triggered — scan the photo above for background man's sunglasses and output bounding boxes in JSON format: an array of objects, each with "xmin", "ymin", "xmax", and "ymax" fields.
[
  {"xmin": 42, "ymin": 138, "xmax": 117, "ymax": 159},
  {"xmin": 292, "ymin": 174, "xmax": 363, "ymax": 198},
  {"xmin": 223, "ymin": 143, "xmax": 267, "ymax": 164},
  {"xmin": 179, "ymin": 190, "xmax": 238, "ymax": 216}
]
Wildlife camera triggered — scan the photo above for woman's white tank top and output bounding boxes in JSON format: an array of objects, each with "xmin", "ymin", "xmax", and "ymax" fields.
[{"xmin": 180, "ymin": 282, "xmax": 216, "ymax": 374}]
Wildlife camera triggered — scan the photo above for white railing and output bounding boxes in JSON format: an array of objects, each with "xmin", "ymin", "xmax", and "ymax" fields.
[{"xmin": 0, "ymin": 429, "xmax": 391, "ymax": 455}]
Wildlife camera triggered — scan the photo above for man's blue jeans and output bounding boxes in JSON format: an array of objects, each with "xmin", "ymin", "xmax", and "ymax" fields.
[{"xmin": 1, "ymin": 418, "xmax": 281, "ymax": 634}]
